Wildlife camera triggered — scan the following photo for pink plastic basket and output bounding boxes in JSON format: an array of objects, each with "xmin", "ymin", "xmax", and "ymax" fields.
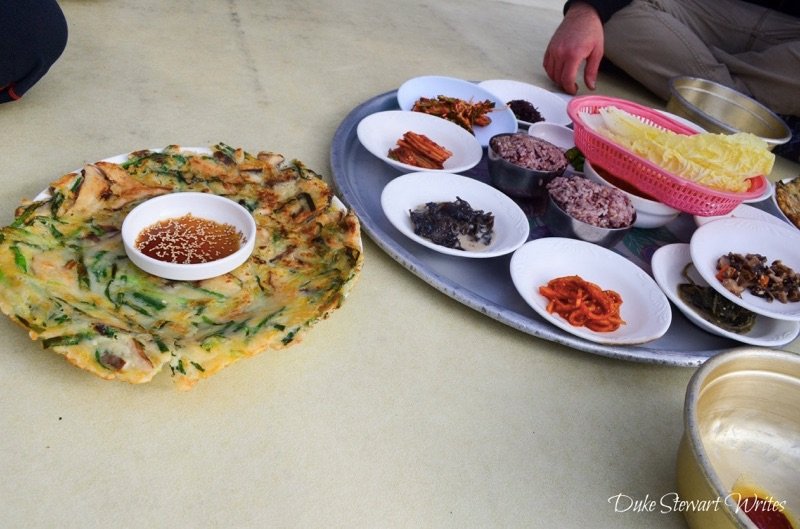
[{"xmin": 567, "ymin": 95, "xmax": 769, "ymax": 216}]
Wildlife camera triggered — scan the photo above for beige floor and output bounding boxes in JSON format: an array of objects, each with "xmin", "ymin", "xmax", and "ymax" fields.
[{"xmin": 1, "ymin": 2, "xmax": 797, "ymax": 528}]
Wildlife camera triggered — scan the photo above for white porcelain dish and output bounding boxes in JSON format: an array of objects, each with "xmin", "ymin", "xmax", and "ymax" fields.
[
  {"xmin": 652, "ymin": 244, "xmax": 800, "ymax": 346},
  {"xmin": 771, "ymin": 176, "xmax": 800, "ymax": 230},
  {"xmin": 396, "ymin": 75, "xmax": 517, "ymax": 146},
  {"xmin": 690, "ymin": 217, "xmax": 800, "ymax": 321},
  {"xmin": 693, "ymin": 203, "xmax": 786, "ymax": 228},
  {"xmin": 509, "ymin": 237, "xmax": 672, "ymax": 344},
  {"xmin": 380, "ymin": 171, "xmax": 530, "ymax": 258},
  {"xmin": 356, "ymin": 110, "xmax": 482, "ymax": 174},
  {"xmin": 526, "ymin": 122, "xmax": 574, "ymax": 150},
  {"xmin": 584, "ymin": 160, "xmax": 680, "ymax": 229},
  {"xmin": 478, "ymin": 79, "xmax": 571, "ymax": 127},
  {"xmin": 121, "ymin": 192, "xmax": 257, "ymax": 281}
]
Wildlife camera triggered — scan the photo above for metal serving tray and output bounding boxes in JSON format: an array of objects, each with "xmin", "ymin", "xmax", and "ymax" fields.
[{"xmin": 329, "ymin": 89, "xmax": 772, "ymax": 367}]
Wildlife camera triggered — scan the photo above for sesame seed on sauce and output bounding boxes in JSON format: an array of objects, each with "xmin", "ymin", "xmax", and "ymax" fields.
[{"xmin": 135, "ymin": 214, "xmax": 243, "ymax": 264}]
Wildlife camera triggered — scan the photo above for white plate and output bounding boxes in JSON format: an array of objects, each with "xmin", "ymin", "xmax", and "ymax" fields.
[
  {"xmin": 380, "ymin": 172, "xmax": 530, "ymax": 258},
  {"xmin": 356, "ymin": 110, "xmax": 483, "ymax": 174},
  {"xmin": 525, "ymin": 122, "xmax": 574, "ymax": 150},
  {"xmin": 509, "ymin": 238, "xmax": 672, "ymax": 344},
  {"xmin": 396, "ymin": 76, "xmax": 518, "ymax": 147},
  {"xmin": 652, "ymin": 244, "xmax": 800, "ymax": 346},
  {"xmin": 690, "ymin": 217, "xmax": 800, "ymax": 321},
  {"xmin": 771, "ymin": 176, "xmax": 800, "ymax": 230},
  {"xmin": 477, "ymin": 79, "xmax": 571, "ymax": 127},
  {"xmin": 694, "ymin": 203, "xmax": 787, "ymax": 228}
]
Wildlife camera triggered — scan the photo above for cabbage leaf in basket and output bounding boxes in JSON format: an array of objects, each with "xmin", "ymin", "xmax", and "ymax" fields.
[{"xmin": 581, "ymin": 106, "xmax": 774, "ymax": 193}]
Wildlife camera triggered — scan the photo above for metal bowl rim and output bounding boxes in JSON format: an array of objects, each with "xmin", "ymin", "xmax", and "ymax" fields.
[{"xmin": 667, "ymin": 76, "xmax": 791, "ymax": 144}]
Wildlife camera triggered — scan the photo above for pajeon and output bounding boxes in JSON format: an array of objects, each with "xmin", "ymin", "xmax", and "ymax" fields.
[{"xmin": 0, "ymin": 144, "xmax": 363, "ymax": 389}]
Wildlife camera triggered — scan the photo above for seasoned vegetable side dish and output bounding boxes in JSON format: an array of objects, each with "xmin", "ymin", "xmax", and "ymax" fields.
[
  {"xmin": 716, "ymin": 253, "xmax": 800, "ymax": 303},
  {"xmin": 678, "ymin": 263, "xmax": 757, "ymax": 334},
  {"xmin": 387, "ymin": 131, "xmax": 452, "ymax": 169},
  {"xmin": 507, "ymin": 99, "xmax": 543, "ymax": 123},
  {"xmin": 0, "ymin": 144, "xmax": 363, "ymax": 389},
  {"xmin": 412, "ymin": 95, "xmax": 494, "ymax": 134},
  {"xmin": 409, "ymin": 198, "xmax": 494, "ymax": 251},
  {"xmin": 539, "ymin": 275, "xmax": 625, "ymax": 332}
]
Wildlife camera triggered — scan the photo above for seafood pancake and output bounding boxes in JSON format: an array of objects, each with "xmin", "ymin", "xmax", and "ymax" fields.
[{"xmin": 0, "ymin": 144, "xmax": 362, "ymax": 389}]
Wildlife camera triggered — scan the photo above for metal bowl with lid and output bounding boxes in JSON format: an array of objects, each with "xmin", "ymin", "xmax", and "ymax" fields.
[{"xmin": 667, "ymin": 76, "xmax": 791, "ymax": 150}]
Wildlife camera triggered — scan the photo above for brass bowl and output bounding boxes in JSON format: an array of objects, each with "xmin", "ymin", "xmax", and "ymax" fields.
[
  {"xmin": 667, "ymin": 76, "xmax": 791, "ymax": 150},
  {"xmin": 676, "ymin": 348, "xmax": 800, "ymax": 529}
]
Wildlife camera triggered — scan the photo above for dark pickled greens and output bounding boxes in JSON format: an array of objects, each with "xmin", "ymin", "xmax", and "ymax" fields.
[
  {"xmin": 409, "ymin": 197, "xmax": 494, "ymax": 251},
  {"xmin": 507, "ymin": 99, "xmax": 543, "ymax": 124},
  {"xmin": 564, "ymin": 147, "xmax": 585, "ymax": 172},
  {"xmin": 678, "ymin": 263, "xmax": 756, "ymax": 334}
]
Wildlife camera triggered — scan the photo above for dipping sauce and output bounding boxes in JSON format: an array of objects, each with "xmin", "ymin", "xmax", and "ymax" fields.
[{"xmin": 135, "ymin": 214, "xmax": 243, "ymax": 264}]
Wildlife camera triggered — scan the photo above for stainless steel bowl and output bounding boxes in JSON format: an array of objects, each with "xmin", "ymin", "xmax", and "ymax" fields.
[
  {"xmin": 676, "ymin": 348, "xmax": 800, "ymax": 529},
  {"xmin": 584, "ymin": 161, "xmax": 680, "ymax": 229},
  {"xmin": 543, "ymin": 192, "xmax": 633, "ymax": 247},
  {"xmin": 667, "ymin": 76, "xmax": 791, "ymax": 149},
  {"xmin": 487, "ymin": 133, "xmax": 566, "ymax": 199}
]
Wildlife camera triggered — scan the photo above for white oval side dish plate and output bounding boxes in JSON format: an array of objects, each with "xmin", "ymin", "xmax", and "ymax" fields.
[
  {"xmin": 356, "ymin": 110, "xmax": 483, "ymax": 174},
  {"xmin": 509, "ymin": 238, "xmax": 672, "ymax": 345},
  {"xmin": 652, "ymin": 244, "xmax": 800, "ymax": 346},
  {"xmin": 525, "ymin": 122, "xmax": 575, "ymax": 151},
  {"xmin": 396, "ymin": 76, "xmax": 517, "ymax": 146},
  {"xmin": 380, "ymin": 172, "xmax": 530, "ymax": 258},
  {"xmin": 478, "ymin": 79, "xmax": 571, "ymax": 127},
  {"xmin": 690, "ymin": 217, "xmax": 800, "ymax": 321}
]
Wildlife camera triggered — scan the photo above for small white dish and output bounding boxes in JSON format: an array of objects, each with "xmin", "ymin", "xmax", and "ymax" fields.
[
  {"xmin": 380, "ymin": 172, "xmax": 530, "ymax": 258},
  {"xmin": 356, "ymin": 110, "xmax": 483, "ymax": 173},
  {"xmin": 693, "ymin": 203, "xmax": 786, "ymax": 228},
  {"xmin": 771, "ymin": 176, "xmax": 800, "ymax": 230},
  {"xmin": 122, "ymin": 192, "xmax": 257, "ymax": 281},
  {"xmin": 396, "ymin": 75, "xmax": 517, "ymax": 146},
  {"xmin": 478, "ymin": 79, "xmax": 571, "ymax": 127},
  {"xmin": 509, "ymin": 237, "xmax": 672, "ymax": 344},
  {"xmin": 526, "ymin": 122, "xmax": 574, "ymax": 150},
  {"xmin": 652, "ymin": 244, "xmax": 800, "ymax": 346},
  {"xmin": 690, "ymin": 217, "xmax": 800, "ymax": 321}
]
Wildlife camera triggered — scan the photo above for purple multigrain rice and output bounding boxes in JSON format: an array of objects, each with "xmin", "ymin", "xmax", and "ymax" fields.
[
  {"xmin": 490, "ymin": 133, "xmax": 568, "ymax": 172},
  {"xmin": 547, "ymin": 176, "xmax": 635, "ymax": 228}
]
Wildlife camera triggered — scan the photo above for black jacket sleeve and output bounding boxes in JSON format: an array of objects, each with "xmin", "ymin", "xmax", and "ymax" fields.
[
  {"xmin": 0, "ymin": 0, "xmax": 68, "ymax": 102},
  {"xmin": 563, "ymin": 0, "xmax": 634, "ymax": 24}
]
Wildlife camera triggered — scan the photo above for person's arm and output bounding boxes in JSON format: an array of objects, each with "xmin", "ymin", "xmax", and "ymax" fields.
[
  {"xmin": 564, "ymin": 0, "xmax": 632, "ymax": 24},
  {"xmin": 542, "ymin": 0, "xmax": 630, "ymax": 95}
]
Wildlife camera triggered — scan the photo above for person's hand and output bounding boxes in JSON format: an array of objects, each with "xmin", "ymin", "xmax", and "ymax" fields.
[{"xmin": 543, "ymin": 2, "xmax": 605, "ymax": 95}]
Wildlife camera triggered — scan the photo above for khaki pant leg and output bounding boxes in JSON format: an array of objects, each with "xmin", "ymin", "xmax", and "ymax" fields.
[{"xmin": 603, "ymin": 0, "xmax": 800, "ymax": 115}]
